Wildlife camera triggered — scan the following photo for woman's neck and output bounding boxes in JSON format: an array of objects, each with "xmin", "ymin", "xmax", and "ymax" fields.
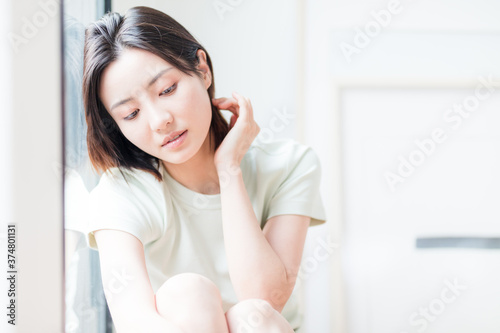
[{"xmin": 162, "ymin": 131, "xmax": 220, "ymax": 195}]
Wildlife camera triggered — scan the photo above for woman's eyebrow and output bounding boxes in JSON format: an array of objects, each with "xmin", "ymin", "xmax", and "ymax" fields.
[{"xmin": 109, "ymin": 67, "xmax": 173, "ymax": 112}]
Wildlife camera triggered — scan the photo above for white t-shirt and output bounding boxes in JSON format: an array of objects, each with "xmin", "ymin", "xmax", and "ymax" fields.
[{"xmin": 85, "ymin": 137, "xmax": 327, "ymax": 330}]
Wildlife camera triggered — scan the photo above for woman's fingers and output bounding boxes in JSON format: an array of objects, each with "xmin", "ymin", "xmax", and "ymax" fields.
[
  {"xmin": 212, "ymin": 97, "xmax": 236, "ymax": 106},
  {"xmin": 211, "ymin": 97, "xmax": 225, "ymax": 104},
  {"xmin": 212, "ymin": 97, "xmax": 239, "ymax": 116},
  {"xmin": 231, "ymin": 92, "xmax": 253, "ymax": 119},
  {"xmin": 213, "ymin": 92, "xmax": 253, "ymax": 120},
  {"xmin": 229, "ymin": 114, "xmax": 237, "ymax": 129}
]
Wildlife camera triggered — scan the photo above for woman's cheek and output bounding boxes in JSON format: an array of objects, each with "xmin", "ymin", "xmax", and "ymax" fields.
[{"xmin": 122, "ymin": 127, "xmax": 145, "ymax": 147}]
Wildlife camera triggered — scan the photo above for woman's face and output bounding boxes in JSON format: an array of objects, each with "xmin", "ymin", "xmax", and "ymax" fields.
[{"xmin": 98, "ymin": 48, "xmax": 213, "ymax": 165}]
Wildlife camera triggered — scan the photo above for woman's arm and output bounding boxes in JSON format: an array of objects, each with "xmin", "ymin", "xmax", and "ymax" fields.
[
  {"xmin": 213, "ymin": 93, "xmax": 308, "ymax": 313},
  {"xmin": 217, "ymin": 167, "xmax": 301, "ymax": 313},
  {"xmin": 94, "ymin": 229, "xmax": 185, "ymax": 333}
]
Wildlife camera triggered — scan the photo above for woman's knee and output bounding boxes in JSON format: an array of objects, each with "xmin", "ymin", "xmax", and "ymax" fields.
[
  {"xmin": 155, "ymin": 273, "xmax": 228, "ymax": 332},
  {"xmin": 225, "ymin": 299, "xmax": 294, "ymax": 333}
]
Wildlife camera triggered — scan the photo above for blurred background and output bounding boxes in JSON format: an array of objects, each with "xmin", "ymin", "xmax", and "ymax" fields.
[{"xmin": 1, "ymin": 0, "xmax": 499, "ymax": 332}]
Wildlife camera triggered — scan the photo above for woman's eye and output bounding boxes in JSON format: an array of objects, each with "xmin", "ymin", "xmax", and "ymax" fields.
[
  {"xmin": 124, "ymin": 110, "xmax": 138, "ymax": 120},
  {"xmin": 160, "ymin": 83, "xmax": 176, "ymax": 96},
  {"xmin": 123, "ymin": 84, "xmax": 176, "ymax": 120}
]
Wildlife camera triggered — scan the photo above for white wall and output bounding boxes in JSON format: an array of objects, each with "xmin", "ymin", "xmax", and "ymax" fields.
[
  {"xmin": 1, "ymin": 0, "xmax": 64, "ymax": 332},
  {"xmin": 306, "ymin": 0, "xmax": 500, "ymax": 332}
]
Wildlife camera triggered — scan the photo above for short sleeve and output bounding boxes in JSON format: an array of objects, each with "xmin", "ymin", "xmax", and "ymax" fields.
[
  {"xmin": 266, "ymin": 145, "xmax": 328, "ymax": 227},
  {"xmin": 85, "ymin": 170, "xmax": 158, "ymax": 251}
]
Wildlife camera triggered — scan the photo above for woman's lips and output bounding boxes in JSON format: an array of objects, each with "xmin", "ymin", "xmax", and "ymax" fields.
[{"xmin": 163, "ymin": 130, "xmax": 187, "ymax": 149}]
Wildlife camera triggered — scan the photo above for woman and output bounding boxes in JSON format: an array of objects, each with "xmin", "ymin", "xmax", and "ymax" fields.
[{"xmin": 83, "ymin": 6, "xmax": 327, "ymax": 332}]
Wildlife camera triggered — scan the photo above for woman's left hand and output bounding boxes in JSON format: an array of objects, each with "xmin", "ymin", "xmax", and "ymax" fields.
[{"xmin": 212, "ymin": 92, "xmax": 260, "ymax": 173}]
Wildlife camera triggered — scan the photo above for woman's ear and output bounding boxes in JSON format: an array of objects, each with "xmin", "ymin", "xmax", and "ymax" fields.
[{"xmin": 196, "ymin": 49, "xmax": 212, "ymax": 89}]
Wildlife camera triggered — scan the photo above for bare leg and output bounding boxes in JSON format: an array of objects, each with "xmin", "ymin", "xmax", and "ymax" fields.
[
  {"xmin": 155, "ymin": 273, "xmax": 229, "ymax": 333},
  {"xmin": 225, "ymin": 299, "xmax": 294, "ymax": 333}
]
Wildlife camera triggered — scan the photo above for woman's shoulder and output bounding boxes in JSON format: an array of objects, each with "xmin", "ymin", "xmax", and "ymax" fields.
[
  {"xmin": 86, "ymin": 166, "xmax": 166, "ymax": 251},
  {"xmin": 246, "ymin": 137, "xmax": 327, "ymax": 228},
  {"xmin": 249, "ymin": 137, "xmax": 310, "ymax": 155},
  {"xmin": 242, "ymin": 137, "xmax": 321, "ymax": 180},
  {"xmin": 247, "ymin": 137, "xmax": 319, "ymax": 165},
  {"xmin": 92, "ymin": 166, "xmax": 164, "ymax": 199}
]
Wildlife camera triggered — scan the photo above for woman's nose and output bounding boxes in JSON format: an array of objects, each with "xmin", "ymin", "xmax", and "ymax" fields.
[{"xmin": 149, "ymin": 106, "xmax": 174, "ymax": 132}]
